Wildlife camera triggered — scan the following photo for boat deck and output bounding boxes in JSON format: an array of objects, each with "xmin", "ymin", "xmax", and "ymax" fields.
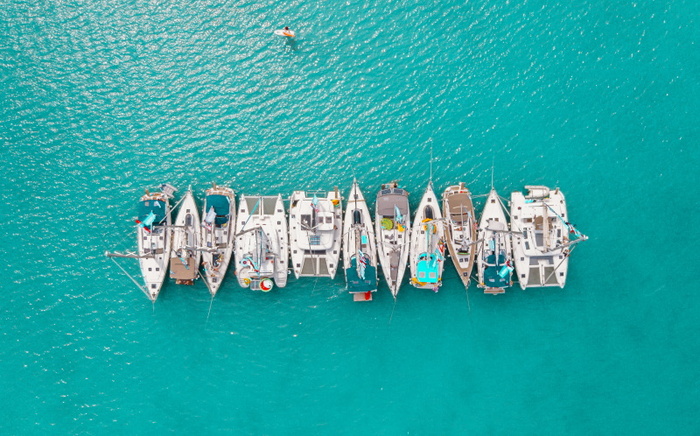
[{"xmin": 170, "ymin": 256, "xmax": 198, "ymax": 283}]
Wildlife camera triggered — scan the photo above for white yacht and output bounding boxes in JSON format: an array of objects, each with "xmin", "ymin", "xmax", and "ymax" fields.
[
  {"xmin": 510, "ymin": 186, "xmax": 586, "ymax": 289},
  {"xmin": 409, "ymin": 182, "xmax": 446, "ymax": 291},
  {"xmin": 106, "ymin": 184, "xmax": 177, "ymax": 301},
  {"xmin": 235, "ymin": 194, "xmax": 289, "ymax": 291},
  {"xmin": 476, "ymin": 188, "xmax": 513, "ymax": 294},
  {"xmin": 200, "ymin": 184, "xmax": 235, "ymax": 295},
  {"xmin": 288, "ymin": 189, "xmax": 343, "ymax": 278},
  {"xmin": 442, "ymin": 183, "xmax": 477, "ymax": 288},
  {"xmin": 169, "ymin": 189, "xmax": 201, "ymax": 285},
  {"xmin": 131, "ymin": 184, "xmax": 177, "ymax": 301},
  {"xmin": 343, "ymin": 181, "xmax": 378, "ymax": 301},
  {"xmin": 375, "ymin": 182, "xmax": 410, "ymax": 298}
]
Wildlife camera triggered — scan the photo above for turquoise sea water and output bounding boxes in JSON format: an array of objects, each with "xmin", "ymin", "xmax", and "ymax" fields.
[{"xmin": 2, "ymin": 0, "xmax": 699, "ymax": 433}]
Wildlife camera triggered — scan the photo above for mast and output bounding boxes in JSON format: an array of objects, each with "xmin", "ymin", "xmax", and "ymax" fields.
[
  {"xmin": 494, "ymin": 229, "xmax": 500, "ymax": 267},
  {"xmin": 353, "ymin": 180, "xmax": 358, "ymax": 222}
]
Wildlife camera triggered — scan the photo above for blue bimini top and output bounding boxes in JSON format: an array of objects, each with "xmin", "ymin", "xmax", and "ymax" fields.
[
  {"xmin": 205, "ymin": 195, "xmax": 231, "ymax": 225},
  {"xmin": 138, "ymin": 200, "xmax": 166, "ymax": 225},
  {"xmin": 416, "ymin": 253, "xmax": 440, "ymax": 283},
  {"xmin": 345, "ymin": 257, "xmax": 377, "ymax": 293}
]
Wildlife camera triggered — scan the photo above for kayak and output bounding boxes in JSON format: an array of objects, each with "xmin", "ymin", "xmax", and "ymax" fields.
[{"xmin": 274, "ymin": 29, "xmax": 295, "ymax": 37}]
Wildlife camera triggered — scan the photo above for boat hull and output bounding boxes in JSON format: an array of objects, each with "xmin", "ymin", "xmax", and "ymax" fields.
[
  {"xmin": 375, "ymin": 183, "xmax": 410, "ymax": 298},
  {"xmin": 288, "ymin": 190, "xmax": 342, "ymax": 279},
  {"xmin": 477, "ymin": 188, "xmax": 513, "ymax": 294},
  {"xmin": 409, "ymin": 183, "xmax": 446, "ymax": 291},
  {"xmin": 170, "ymin": 190, "xmax": 201, "ymax": 285},
  {"xmin": 343, "ymin": 182, "xmax": 378, "ymax": 300},
  {"xmin": 442, "ymin": 183, "xmax": 477, "ymax": 288},
  {"xmin": 137, "ymin": 192, "xmax": 172, "ymax": 301},
  {"xmin": 235, "ymin": 195, "xmax": 289, "ymax": 290},
  {"xmin": 510, "ymin": 186, "xmax": 569, "ymax": 289},
  {"xmin": 200, "ymin": 186, "xmax": 236, "ymax": 295}
]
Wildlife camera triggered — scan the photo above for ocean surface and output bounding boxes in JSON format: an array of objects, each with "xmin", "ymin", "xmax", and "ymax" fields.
[{"xmin": 2, "ymin": 0, "xmax": 698, "ymax": 433}]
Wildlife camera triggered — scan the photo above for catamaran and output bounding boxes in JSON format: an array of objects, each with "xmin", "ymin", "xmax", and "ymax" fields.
[
  {"xmin": 442, "ymin": 182, "xmax": 477, "ymax": 288},
  {"xmin": 200, "ymin": 184, "xmax": 236, "ymax": 295},
  {"xmin": 169, "ymin": 188, "xmax": 201, "ymax": 285},
  {"xmin": 106, "ymin": 183, "xmax": 177, "ymax": 301},
  {"xmin": 510, "ymin": 186, "xmax": 587, "ymax": 289},
  {"xmin": 476, "ymin": 188, "xmax": 514, "ymax": 294},
  {"xmin": 343, "ymin": 181, "xmax": 378, "ymax": 301},
  {"xmin": 375, "ymin": 182, "xmax": 410, "ymax": 298},
  {"xmin": 235, "ymin": 194, "xmax": 289, "ymax": 291},
  {"xmin": 409, "ymin": 182, "xmax": 446, "ymax": 291},
  {"xmin": 288, "ymin": 189, "xmax": 343, "ymax": 278}
]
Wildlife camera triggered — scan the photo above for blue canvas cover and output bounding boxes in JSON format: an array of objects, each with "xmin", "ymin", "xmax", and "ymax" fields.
[
  {"xmin": 138, "ymin": 200, "xmax": 167, "ymax": 225},
  {"xmin": 484, "ymin": 266, "xmax": 510, "ymax": 288},
  {"xmin": 346, "ymin": 257, "xmax": 377, "ymax": 293},
  {"xmin": 484, "ymin": 250, "xmax": 511, "ymax": 288},
  {"xmin": 486, "ymin": 253, "xmax": 507, "ymax": 265},
  {"xmin": 205, "ymin": 195, "xmax": 231, "ymax": 225},
  {"xmin": 416, "ymin": 253, "xmax": 439, "ymax": 283}
]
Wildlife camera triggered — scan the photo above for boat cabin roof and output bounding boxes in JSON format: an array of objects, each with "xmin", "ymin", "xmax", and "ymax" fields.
[
  {"xmin": 300, "ymin": 211, "xmax": 334, "ymax": 231},
  {"xmin": 377, "ymin": 194, "xmax": 409, "ymax": 217},
  {"xmin": 447, "ymin": 194, "xmax": 473, "ymax": 220},
  {"xmin": 447, "ymin": 193, "xmax": 471, "ymax": 208},
  {"xmin": 316, "ymin": 212, "xmax": 335, "ymax": 231}
]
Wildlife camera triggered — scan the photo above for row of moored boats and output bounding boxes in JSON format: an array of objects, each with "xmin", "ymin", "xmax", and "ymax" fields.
[{"xmin": 107, "ymin": 182, "xmax": 587, "ymax": 302}]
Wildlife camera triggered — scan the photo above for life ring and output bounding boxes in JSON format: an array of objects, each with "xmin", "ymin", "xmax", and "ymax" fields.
[
  {"xmin": 260, "ymin": 278, "xmax": 274, "ymax": 292},
  {"xmin": 243, "ymin": 278, "xmax": 251, "ymax": 285},
  {"xmin": 380, "ymin": 218, "xmax": 394, "ymax": 230}
]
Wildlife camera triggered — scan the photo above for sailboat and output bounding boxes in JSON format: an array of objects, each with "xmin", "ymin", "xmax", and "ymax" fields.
[
  {"xmin": 510, "ymin": 186, "xmax": 587, "ymax": 289},
  {"xmin": 409, "ymin": 182, "xmax": 446, "ymax": 291},
  {"xmin": 375, "ymin": 182, "xmax": 410, "ymax": 298},
  {"xmin": 442, "ymin": 182, "xmax": 477, "ymax": 287},
  {"xmin": 476, "ymin": 188, "xmax": 514, "ymax": 294},
  {"xmin": 342, "ymin": 181, "xmax": 378, "ymax": 301},
  {"xmin": 105, "ymin": 183, "xmax": 177, "ymax": 301},
  {"xmin": 288, "ymin": 189, "xmax": 343, "ymax": 278},
  {"xmin": 200, "ymin": 184, "xmax": 236, "ymax": 295},
  {"xmin": 169, "ymin": 188, "xmax": 201, "ymax": 285},
  {"xmin": 234, "ymin": 194, "xmax": 289, "ymax": 291}
]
